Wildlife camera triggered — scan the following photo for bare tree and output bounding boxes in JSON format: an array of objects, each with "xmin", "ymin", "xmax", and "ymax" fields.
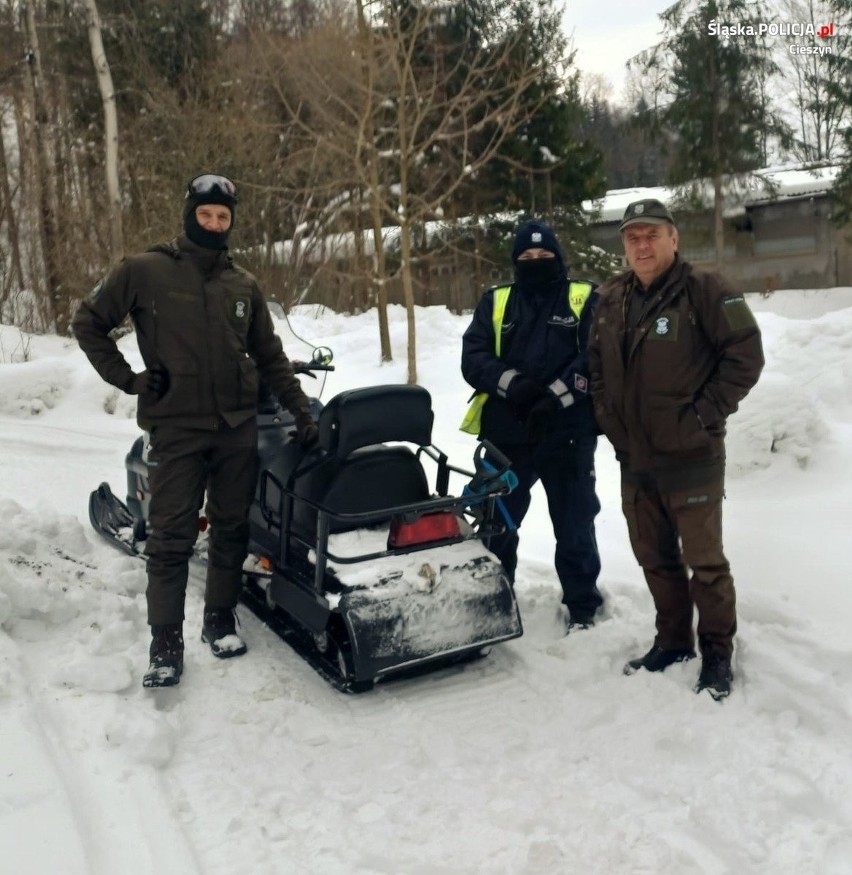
[
  {"xmin": 0, "ymin": 100, "xmax": 27, "ymax": 323},
  {"xmin": 22, "ymin": 1, "xmax": 63, "ymax": 330},
  {"xmin": 779, "ymin": 0, "xmax": 850, "ymax": 162},
  {"xmin": 356, "ymin": 0, "xmax": 392, "ymax": 361},
  {"xmin": 82, "ymin": 0, "xmax": 123, "ymax": 259},
  {"xmin": 260, "ymin": 1, "xmax": 551, "ymax": 382}
]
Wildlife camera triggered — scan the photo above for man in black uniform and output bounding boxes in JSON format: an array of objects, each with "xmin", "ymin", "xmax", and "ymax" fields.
[
  {"xmin": 461, "ymin": 220, "xmax": 603, "ymax": 631},
  {"xmin": 73, "ymin": 173, "xmax": 318, "ymax": 687}
]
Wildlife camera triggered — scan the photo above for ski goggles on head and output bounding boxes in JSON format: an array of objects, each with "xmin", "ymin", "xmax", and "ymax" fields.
[{"xmin": 186, "ymin": 173, "xmax": 237, "ymax": 200}]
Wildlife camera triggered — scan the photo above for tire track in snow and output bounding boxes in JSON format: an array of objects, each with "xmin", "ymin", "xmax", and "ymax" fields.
[{"xmin": 1, "ymin": 542, "xmax": 203, "ymax": 875}]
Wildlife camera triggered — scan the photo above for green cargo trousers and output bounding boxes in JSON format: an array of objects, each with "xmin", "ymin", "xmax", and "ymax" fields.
[
  {"xmin": 144, "ymin": 419, "xmax": 259, "ymax": 626},
  {"xmin": 620, "ymin": 468, "xmax": 736, "ymax": 659}
]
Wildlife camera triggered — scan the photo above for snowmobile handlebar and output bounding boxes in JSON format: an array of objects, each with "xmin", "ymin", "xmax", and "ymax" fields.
[
  {"xmin": 465, "ymin": 440, "xmax": 517, "ymax": 499},
  {"xmin": 292, "ymin": 346, "xmax": 335, "ymax": 378},
  {"xmin": 292, "ymin": 361, "xmax": 335, "ymax": 378},
  {"xmin": 473, "ymin": 440, "xmax": 512, "ymax": 477}
]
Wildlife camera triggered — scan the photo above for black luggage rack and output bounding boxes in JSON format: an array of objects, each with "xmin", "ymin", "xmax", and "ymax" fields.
[{"xmin": 257, "ymin": 440, "xmax": 514, "ymax": 595}]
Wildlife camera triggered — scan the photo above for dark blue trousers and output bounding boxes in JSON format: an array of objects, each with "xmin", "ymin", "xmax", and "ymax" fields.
[{"xmin": 487, "ymin": 434, "xmax": 602, "ymax": 615}]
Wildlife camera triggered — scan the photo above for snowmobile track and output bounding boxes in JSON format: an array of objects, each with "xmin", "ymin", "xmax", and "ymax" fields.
[{"xmin": 239, "ymin": 576, "xmax": 372, "ymax": 694}]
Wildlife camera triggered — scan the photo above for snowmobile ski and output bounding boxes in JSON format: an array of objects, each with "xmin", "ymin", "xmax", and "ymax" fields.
[{"xmin": 88, "ymin": 482, "xmax": 145, "ymax": 557}]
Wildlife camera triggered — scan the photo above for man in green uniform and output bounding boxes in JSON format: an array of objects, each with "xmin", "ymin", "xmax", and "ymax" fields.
[
  {"xmin": 73, "ymin": 173, "xmax": 318, "ymax": 688},
  {"xmin": 589, "ymin": 199, "xmax": 764, "ymax": 699}
]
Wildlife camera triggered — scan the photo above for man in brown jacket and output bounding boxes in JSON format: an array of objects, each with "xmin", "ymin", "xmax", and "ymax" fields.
[
  {"xmin": 73, "ymin": 173, "xmax": 318, "ymax": 688},
  {"xmin": 588, "ymin": 199, "xmax": 763, "ymax": 699}
]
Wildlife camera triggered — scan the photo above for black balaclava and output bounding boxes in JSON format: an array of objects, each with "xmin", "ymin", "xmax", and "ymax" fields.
[
  {"xmin": 183, "ymin": 180, "xmax": 237, "ymax": 250},
  {"xmin": 511, "ymin": 220, "xmax": 567, "ymax": 294}
]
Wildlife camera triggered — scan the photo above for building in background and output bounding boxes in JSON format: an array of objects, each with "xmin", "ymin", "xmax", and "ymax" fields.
[{"xmin": 584, "ymin": 165, "xmax": 851, "ymax": 293}]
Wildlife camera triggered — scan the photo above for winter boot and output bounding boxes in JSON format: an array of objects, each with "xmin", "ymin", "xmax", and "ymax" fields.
[
  {"xmin": 694, "ymin": 652, "xmax": 733, "ymax": 700},
  {"xmin": 201, "ymin": 607, "xmax": 247, "ymax": 659},
  {"xmin": 565, "ymin": 609, "xmax": 596, "ymax": 634},
  {"xmin": 623, "ymin": 644, "xmax": 695, "ymax": 676},
  {"xmin": 142, "ymin": 623, "xmax": 184, "ymax": 688}
]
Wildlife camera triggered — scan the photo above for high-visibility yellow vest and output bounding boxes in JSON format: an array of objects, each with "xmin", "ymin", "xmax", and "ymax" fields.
[{"xmin": 459, "ymin": 281, "xmax": 593, "ymax": 435}]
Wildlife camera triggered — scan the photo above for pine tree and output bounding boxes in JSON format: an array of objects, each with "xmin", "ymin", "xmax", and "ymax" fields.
[
  {"xmin": 441, "ymin": 0, "xmax": 605, "ymax": 277},
  {"xmin": 631, "ymin": 0, "xmax": 789, "ymax": 263},
  {"xmin": 454, "ymin": 0, "xmax": 603, "ymax": 221},
  {"xmin": 827, "ymin": 0, "xmax": 852, "ymax": 223}
]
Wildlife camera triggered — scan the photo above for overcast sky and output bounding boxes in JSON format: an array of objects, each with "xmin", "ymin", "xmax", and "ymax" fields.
[{"xmin": 563, "ymin": 0, "xmax": 677, "ymax": 102}]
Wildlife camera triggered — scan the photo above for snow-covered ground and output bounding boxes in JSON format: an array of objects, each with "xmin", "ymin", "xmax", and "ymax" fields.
[{"xmin": 1, "ymin": 287, "xmax": 852, "ymax": 875}]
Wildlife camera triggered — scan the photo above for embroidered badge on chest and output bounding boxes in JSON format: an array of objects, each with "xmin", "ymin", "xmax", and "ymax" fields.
[
  {"xmin": 234, "ymin": 300, "xmax": 247, "ymax": 319},
  {"xmin": 648, "ymin": 311, "xmax": 678, "ymax": 341}
]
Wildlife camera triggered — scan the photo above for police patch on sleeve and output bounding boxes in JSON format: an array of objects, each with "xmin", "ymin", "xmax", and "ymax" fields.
[{"xmin": 722, "ymin": 294, "xmax": 757, "ymax": 331}]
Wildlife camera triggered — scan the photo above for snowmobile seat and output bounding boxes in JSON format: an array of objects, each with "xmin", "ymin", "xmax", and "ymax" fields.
[
  {"xmin": 317, "ymin": 384, "xmax": 433, "ymax": 456},
  {"xmin": 290, "ymin": 385, "xmax": 434, "ymax": 536}
]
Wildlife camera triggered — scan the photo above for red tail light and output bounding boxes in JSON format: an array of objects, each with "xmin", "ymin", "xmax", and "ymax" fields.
[{"xmin": 388, "ymin": 511, "xmax": 461, "ymax": 548}]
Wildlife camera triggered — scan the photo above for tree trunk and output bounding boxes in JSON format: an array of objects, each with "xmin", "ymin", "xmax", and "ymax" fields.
[
  {"xmin": 713, "ymin": 174, "xmax": 724, "ymax": 267},
  {"xmin": 83, "ymin": 0, "xmax": 123, "ymax": 260},
  {"xmin": 0, "ymin": 126, "xmax": 26, "ymax": 321},
  {"xmin": 709, "ymin": 44, "xmax": 724, "ymax": 267},
  {"xmin": 356, "ymin": 0, "xmax": 392, "ymax": 362},
  {"xmin": 399, "ymin": 217, "xmax": 417, "ymax": 385},
  {"xmin": 23, "ymin": 2, "xmax": 64, "ymax": 332},
  {"xmin": 472, "ymin": 192, "xmax": 482, "ymax": 305}
]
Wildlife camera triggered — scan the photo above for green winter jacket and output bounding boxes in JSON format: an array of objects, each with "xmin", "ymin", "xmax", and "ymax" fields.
[
  {"xmin": 72, "ymin": 235, "xmax": 311, "ymax": 432},
  {"xmin": 588, "ymin": 258, "xmax": 764, "ymax": 474}
]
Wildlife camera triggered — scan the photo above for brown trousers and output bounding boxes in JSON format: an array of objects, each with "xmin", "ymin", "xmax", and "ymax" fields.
[
  {"xmin": 620, "ymin": 468, "xmax": 736, "ymax": 659},
  {"xmin": 144, "ymin": 419, "xmax": 259, "ymax": 625}
]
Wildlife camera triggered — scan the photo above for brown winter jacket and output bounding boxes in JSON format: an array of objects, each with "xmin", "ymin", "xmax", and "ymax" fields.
[
  {"xmin": 588, "ymin": 257, "xmax": 764, "ymax": 474},
  {"xmin": 72, "ymin": 235, "xmax": 311, "ymax": 432}
]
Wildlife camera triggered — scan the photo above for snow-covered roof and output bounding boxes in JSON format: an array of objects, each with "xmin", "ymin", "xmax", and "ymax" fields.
[
  {"xmin": 584, "ymin": 185, "xmax": 671, "ymax": 223},
  {"xmin": 583, "ymin": 164, "xmax": 843, "ymax": 224}
]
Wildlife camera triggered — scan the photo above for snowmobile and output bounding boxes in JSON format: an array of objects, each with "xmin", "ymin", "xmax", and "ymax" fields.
[{"xmin": 88, "ymin": 349, "xmax": 523, "ymax": 691}]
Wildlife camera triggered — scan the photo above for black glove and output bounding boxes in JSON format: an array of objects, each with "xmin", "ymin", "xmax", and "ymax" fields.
[
  {"xmin": 145, "ymin": 365, "xmax": 170, "ymax": 399},
  {"xmin": 297, "ymin": 422, "xmax": 320, "ymax": 451},
  {"xmin": 129, "ymin": 365, "xmax": 170, "ymax": 399},
  {"xmin": 292, "ymin": 409, "xmax": 320, "ymax": 451},
  {"xmin": 506, "ymin": 375, "xmax": 547, "ymax": 420},
  {"xmin": 526, "ymin": 393, "xmax": 561, "ymax": 444}
]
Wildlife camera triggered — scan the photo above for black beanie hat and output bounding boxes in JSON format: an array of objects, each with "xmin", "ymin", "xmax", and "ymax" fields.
[{"xmin": 511, "ymin": 220, "xmax": 564, "ymax": 267}]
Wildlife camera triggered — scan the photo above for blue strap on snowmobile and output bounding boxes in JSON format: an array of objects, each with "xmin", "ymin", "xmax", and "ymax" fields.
[{"xmin": 463, "ymin": 459, "xmax": 518, "ymax": 532}]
